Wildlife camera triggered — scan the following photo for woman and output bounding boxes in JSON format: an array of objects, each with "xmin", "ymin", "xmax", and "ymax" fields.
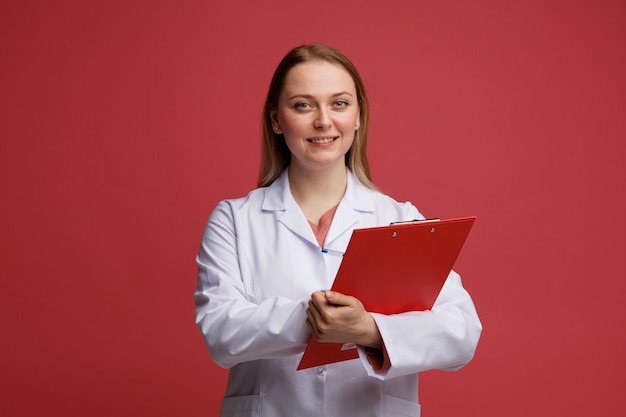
[{"xmin": 195, "ymin": 43, "xmax": 481, "ymax": 417}]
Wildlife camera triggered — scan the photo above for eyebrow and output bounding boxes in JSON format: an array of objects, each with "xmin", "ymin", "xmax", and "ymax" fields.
[{"xmin": 287, "ymin": 91, "xmax": 355, "ymax": 101}]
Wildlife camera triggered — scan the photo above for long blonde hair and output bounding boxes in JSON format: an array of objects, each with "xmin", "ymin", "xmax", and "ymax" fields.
[{"xmin": 258, "ymin": 43, "xmax": 376, "ymax": 190}]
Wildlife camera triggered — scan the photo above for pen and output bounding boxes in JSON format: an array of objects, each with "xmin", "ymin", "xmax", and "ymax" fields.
[{"xmin": 321, "ymin": 248, "xmax": 344, "ymax": 257}]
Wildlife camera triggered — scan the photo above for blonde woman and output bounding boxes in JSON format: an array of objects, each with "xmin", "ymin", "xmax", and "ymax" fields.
[{"xmin": 195, "ymin": 43, "xmax": 481, "ymax": 417}]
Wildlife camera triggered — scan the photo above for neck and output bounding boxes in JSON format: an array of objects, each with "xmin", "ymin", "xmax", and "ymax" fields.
[{"xmin": 288, "ymin": 163, "xmax": 348, "ymax": 224}]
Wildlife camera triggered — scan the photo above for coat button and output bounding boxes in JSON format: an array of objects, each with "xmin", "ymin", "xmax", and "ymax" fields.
[{"xmin": 316, "ymin": 367, "xmax": 326, "ymax": 375}]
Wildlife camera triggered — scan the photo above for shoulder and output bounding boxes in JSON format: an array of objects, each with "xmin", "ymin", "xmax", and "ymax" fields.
[
  {"xmin": 209, "ymin": 186, "xmax": 268, "ymax": 224},
  {"xmin": 370, "ymin": 189, "xmax": 424, "ymax": 222},
  {"xmin": 347, "ymin": 173, "xmax": 424, "ymax": 223}
]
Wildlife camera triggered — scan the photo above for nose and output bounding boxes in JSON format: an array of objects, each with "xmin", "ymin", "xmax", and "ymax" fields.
[{"xmin": 314, "ymin": 108, "xmax": 332, "ymax": 129}]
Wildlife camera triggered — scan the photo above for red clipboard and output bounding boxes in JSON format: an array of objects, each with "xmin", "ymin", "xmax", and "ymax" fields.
[{"xmin": 297, "ymin": 216, "xmax": 476, "ymax": 370}]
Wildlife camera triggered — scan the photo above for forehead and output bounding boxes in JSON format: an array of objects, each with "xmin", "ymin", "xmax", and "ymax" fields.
[{"xmin": 281, "ymin": 61, "xmax": 357, "ymax": 97}]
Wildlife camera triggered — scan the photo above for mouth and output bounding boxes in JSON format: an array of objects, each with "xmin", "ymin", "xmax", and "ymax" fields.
[{"xmin": 307, "ymin": 137, "xmax": 338, "ymax": 144}]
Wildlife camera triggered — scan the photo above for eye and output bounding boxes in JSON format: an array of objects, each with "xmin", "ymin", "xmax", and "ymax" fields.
[
  {"xmin": 294, "ymin": 102, "xmax": 311, "ymax": 110},
  {"xmin": 334, "ymin": 100, "xmax": 349, "ymax": 108}
]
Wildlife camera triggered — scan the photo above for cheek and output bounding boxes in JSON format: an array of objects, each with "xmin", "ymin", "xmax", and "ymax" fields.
[
  {"xmin": 279, "ymin": 114, "xmax": 308, "ymax": 135},
  {"xmin": 339, "ymin": 112, "xmax": 360, "ymax": 133}
]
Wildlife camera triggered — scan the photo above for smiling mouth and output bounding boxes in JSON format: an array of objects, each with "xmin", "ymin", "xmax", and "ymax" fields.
[{"xmin": 307, "ymin": 137, "xmax": 337, "ymax": 144}]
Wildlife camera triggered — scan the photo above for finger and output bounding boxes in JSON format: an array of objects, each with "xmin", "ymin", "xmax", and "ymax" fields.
[
  {"xmin": 308, "ymin": 301, "xmax": 333, "ymax": 332},
  {"xmin": 323, "ymin": 290, "xmax": 354, "ymax": 307},
  {"xmin": 310, "ymin": 291, "xmax": 328, "ymax": 309},
  {"xmin": 308, "ymin": 297, "xmax": 324, "ymax": 320},
  {"xmin": 305, "ymin": 316, "xmax": 318, "ymax": 338},
  {"xmin": 307, "ymin": 299, "xmax": 331, "ymax": 328}
]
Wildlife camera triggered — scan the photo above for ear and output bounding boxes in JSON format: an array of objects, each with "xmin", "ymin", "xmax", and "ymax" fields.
[
  {"xmin": 355, "ymin": 111, "xmax": 361, "ymax": 131},
  {"xmin": 270, "ymin": 109, "xmax": 282, "ymax": 134}
]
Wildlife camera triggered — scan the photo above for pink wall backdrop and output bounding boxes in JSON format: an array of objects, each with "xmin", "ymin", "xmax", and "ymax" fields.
[{"xmin": 2, "ymin": 1, "xmax": 625, "ymax": 416}]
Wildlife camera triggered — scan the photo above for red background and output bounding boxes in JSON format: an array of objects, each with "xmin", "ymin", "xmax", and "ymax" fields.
[{"xmin": 2, "ymin": 1, "xmax": 625, "ymax": 416}]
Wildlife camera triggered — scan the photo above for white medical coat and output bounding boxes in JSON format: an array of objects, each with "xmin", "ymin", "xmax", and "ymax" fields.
[{"xmin": 195, "ymin": 168, "xmax": 482, "ymax": 417}]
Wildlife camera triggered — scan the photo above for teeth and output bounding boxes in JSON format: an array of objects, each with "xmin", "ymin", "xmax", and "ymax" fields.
[{"xmin": 310, "ymin": 137, "xmax": 335, "ymax": 144}]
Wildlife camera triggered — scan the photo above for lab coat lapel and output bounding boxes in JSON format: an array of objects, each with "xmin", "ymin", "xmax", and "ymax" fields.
[
  {"xmin": 325, "ymin": 170, "xmax": 375, "ymax": 246},
  {"xmin": 262, "ymin": 169, "xmax": 319, "ymax": 248},
  {"xmin": 278, "ymin": 207, "xmax": 319, "ymax": 247},
  {"xmin": 325, "ymin": 202, "xmax": 359, "ymax": 246}
]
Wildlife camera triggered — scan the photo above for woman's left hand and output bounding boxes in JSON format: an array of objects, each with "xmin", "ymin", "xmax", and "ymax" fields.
[{"xmin": 306, "ymin": 291, "xmax": 383, "ymax": 349}]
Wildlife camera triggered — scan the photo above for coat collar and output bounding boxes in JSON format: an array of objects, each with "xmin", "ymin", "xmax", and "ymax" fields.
[{"xmin": 262, "ymin": 167, "xmax": 376, "ymax": 247}]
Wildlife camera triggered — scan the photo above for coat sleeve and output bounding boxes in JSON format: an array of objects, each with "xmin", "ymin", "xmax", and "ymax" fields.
[
  {"xmin": 194, "ymin": 201, "xmax": 310, "ymax": 368},
  {"xmin": 358, "ymin": 270, "xmax": 482, "ymax": 379},
  {"xmin": 356, "ymin": 203, "xmax": 482, "ymax": 379}
]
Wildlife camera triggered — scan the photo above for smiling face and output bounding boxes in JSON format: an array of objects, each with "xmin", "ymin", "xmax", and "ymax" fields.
[{"xmin": 271, "ymin": 60, "xmax": 360, "ymax": 174}]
